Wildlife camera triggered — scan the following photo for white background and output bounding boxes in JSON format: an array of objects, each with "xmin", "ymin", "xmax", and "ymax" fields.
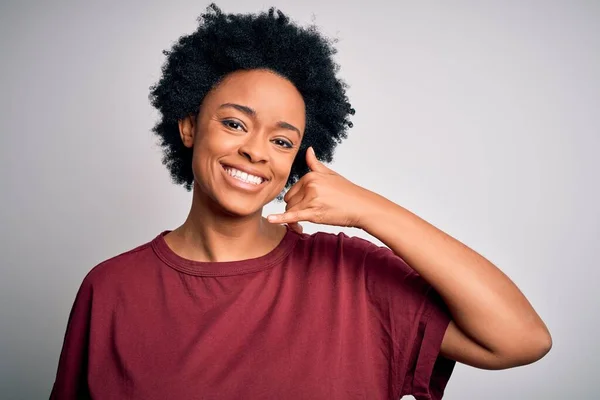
[{"xmin": 1, "ymin": 0, "xmax": 598, "ymax": 398}]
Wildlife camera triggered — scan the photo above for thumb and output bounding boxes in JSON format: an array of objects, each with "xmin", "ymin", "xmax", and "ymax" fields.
[{"xmin": 306, "ymin": 146, "xmax": 328, "ymax": 173}]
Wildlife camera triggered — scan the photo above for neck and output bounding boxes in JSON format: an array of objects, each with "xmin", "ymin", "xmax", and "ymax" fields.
[{"xmin": 169, "ymin": 183, "xmax": 282, "ymax": 263}]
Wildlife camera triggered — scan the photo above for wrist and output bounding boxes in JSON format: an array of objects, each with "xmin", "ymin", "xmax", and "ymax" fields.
[{"xmin": 355, "ymin": 190, "xmax": 392, "ymax": 231}]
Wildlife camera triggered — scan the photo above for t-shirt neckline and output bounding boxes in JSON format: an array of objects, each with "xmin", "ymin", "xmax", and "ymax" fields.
[{"xmin": 151, "ymin": 224, "xmax": 300, "ymax": 276}]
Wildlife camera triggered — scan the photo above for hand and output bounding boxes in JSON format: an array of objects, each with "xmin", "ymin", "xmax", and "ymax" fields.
[
  {"xmin": 286, "ymin": 221, "xmax": 304, "ymax": 234},
  {"xmin": 267, "ymin": 147, "xmax": 376, "ymax": 230}
]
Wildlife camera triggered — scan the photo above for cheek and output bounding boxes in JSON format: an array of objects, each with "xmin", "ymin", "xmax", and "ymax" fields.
[
  {"xmin": 189, "ymin": 139, "xmax": 217, "ymax": 183},
  {"xmin": 273, "ymin": 157, "xmax": 296, "ymax": 181},
  {"xmin": 191, "ymin": 130, "xmax": 228, "ymax": 165}
]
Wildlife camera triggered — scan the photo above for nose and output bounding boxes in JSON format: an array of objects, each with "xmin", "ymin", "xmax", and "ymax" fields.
[{"xmin": 238, "ymin": 132, "xmax": 268, "ymax": 163}]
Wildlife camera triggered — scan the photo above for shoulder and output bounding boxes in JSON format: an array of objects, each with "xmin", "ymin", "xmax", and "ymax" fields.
[
  {"xmin": 81, "ymin": 236, "xmax": 158, "ymax": 290},
  {"xmin": 294, "ymin": 228, "xmax": 381, "ymax": 259}
]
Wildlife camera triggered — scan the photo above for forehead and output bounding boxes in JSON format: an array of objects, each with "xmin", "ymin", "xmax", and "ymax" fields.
[{"xmin": 203, "ymin": 69, "xmax": 306, "ymax": 129}]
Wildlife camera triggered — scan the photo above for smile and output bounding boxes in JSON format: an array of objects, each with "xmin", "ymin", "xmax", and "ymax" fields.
[
  {"xmin": 223, "ymin": 165, "xmax": 265, "ymax": 184},
  {"xmin": 220, "ymin": 164, "xmax": 268, "ymax": 191}
]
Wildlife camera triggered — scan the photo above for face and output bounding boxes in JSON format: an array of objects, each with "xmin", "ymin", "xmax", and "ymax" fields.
[{"xmin": 179, "ymin": 69, "xmax": 306, "ymax": 217}]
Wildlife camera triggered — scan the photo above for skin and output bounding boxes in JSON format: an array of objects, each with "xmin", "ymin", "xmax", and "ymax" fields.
[
  {"xmin": 165, "ymin": 68, "xmax": 552, "ymax": 370},
  {"xmin": 269, "ymin": 150, "xmax": 552, "ymax": 370},
  {"xmin": 164, "ymin": 69, "xmax": 305, "ymax": 263}
]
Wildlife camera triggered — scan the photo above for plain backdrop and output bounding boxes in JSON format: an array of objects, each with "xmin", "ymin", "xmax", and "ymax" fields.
[{"xmin": 1, "ymin": 0, "xmax": 598, "ymax": 399}]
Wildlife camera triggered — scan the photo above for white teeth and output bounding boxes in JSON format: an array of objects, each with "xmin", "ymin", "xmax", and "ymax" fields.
[{"xmin": 225, "ymin": 167, "xmax": 264, "ymax": 185}]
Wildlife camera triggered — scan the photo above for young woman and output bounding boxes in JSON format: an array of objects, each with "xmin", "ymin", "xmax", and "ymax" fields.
[{"xmin": 51, "ymin": 4, "xmax": 551, "ymax": 399}]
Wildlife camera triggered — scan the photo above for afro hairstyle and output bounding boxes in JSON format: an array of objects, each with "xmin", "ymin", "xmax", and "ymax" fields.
[{"xmin": 148, "ymin": 3, "xmax": 355, "ymax": 200}]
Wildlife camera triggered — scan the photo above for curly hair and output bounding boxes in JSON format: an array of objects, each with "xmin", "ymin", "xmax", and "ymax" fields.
[{"xmin": 149, "ymin": 3, "xmax": 354, "ymax": 200}]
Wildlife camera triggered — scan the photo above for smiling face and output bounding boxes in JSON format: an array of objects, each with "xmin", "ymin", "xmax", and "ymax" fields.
[{"xmin": 178, "ymin": 69, "xmax": 306, "ymax": 217}]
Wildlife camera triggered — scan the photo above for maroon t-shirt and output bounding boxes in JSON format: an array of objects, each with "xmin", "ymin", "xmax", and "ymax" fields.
[{"xmin": 51, "ymin": 226, "xmax": 455, "ymax": 399}]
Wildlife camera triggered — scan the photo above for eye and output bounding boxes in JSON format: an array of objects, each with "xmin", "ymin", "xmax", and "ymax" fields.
[
  {"xmin": 222, "ymin": 119, "xmax": 246, "ymax": 131},
  {"xmin": 273, "ymin": 138, "xmax": 293, "ymax": 149}
]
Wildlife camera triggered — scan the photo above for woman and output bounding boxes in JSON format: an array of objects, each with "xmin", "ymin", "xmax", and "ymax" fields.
[{"xmin": 51, "ymin": 4, "xmax": 551, "ymax": 399}]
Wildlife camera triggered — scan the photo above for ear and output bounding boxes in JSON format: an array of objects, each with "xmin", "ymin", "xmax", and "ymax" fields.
[{"xmin": 178, "ymin": 114, "xmax": 196, "ymax": 148}]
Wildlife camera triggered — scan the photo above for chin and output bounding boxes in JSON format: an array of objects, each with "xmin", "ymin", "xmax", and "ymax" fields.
[
  {"xmin": 214, "ymin": 193, "xmax": 268, "ymax": 218},
  {"xmin": 193, "ymin": 172, "xmax": 280, "ymax": 217}
]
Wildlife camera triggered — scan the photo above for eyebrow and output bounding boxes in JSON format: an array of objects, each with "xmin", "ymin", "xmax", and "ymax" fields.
[
  {"xmin": 218, "ymin": 103, "xmax": 302, "ymax": 138},
  {"xmin": 219, "ymin": 103, "xmax": 256, "ymax": 117}
]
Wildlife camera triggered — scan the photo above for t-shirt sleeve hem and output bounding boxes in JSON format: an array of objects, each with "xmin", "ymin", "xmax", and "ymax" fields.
[{"xmin": 409, "ymin": 289, "xmax": 456, "ymax": 400}]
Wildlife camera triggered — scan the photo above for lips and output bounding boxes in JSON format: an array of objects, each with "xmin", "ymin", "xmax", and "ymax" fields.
[
  {"xmin": 220, "ymin": 162, "xmax": 269, "ymax": 181},
  {"xmin": 220, "ymin": 163, "xmax": 269, "ymax": 192}
]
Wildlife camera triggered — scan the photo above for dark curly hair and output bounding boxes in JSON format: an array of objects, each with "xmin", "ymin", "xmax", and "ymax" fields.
[{"xmin": 149, "ymin": 3, "xmax": 354, "ymax": 200}]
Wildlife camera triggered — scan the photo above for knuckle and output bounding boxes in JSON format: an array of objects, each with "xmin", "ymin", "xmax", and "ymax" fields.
[{"xmin": 306, "ymin": 181, "xmax": 318, "ymax": 190}]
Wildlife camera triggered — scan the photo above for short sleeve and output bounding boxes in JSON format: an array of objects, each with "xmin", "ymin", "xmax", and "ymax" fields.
[
  {"xmin": 364, "ymin": 245, "xmax": 455, "ymax": 400},
  {"xmin": 50, "ymin": 278, "xmax": 93, "ymax": 399}
]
